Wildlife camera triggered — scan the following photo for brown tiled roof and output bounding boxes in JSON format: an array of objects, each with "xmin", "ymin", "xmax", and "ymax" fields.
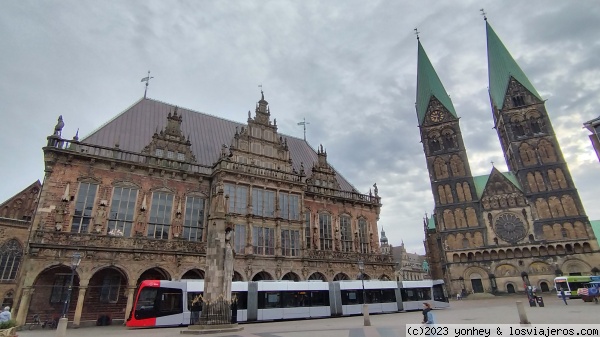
[{"xmin": 83, "ymin": 98, "xmax": 357, "ymax": 192}]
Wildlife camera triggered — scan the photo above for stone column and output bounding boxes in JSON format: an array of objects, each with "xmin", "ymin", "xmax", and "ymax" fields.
[
  {"xmin": 73, "ymin": 286, "xmax": 88, "ymax": 326},
  {"xmin": 123, "ymin": 286, "xmax": 136, "ymax": 323},
  {"xmin": 15, "ymin": 287, "xmax": 33, "ymax": 326}
]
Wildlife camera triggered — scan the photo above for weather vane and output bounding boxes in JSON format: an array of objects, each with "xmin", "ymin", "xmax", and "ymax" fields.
[
  {"xmin": 297, "ymin": 117, "xmax": 310, "ymax": 141},
  {"xmin": 141, "ymin": 71, "xmax": 154, "ymax": 99},
  {"xmin": 480, "ymin": 8, "xmax": 487, "ymax": 21},
  {"xmin": 414, "ymin": 28, "xmax": 420, "ymax": 40}
]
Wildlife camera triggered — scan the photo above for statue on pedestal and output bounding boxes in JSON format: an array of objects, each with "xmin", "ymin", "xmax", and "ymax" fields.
[
  {"xmin": 172, "ymin": 212, "xmax": 183, "ymax": 238},
  {"xmin": 94, "ymin": 203, "xmax": 107, "ymax": 233},
  {"xmin": 54, "ymin": 202, "xmax": 67, "ymax": 231}
]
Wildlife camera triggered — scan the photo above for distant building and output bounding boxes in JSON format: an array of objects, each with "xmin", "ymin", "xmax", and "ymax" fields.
[
  {"xmin": 583, "ymin": 117, "xmax": 600, "ymax": 162},
  {"xmin": 392, "ymin": 242, "xmax": 429, "ymax": 281}
]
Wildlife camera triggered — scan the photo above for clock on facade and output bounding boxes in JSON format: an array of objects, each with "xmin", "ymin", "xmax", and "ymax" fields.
[
  {"xmin": 430, "ymin": 110, "xmax": 445, "ymax": 122},
  {"xmin": 494, "ymin": 212, "xmax": 527, "ymax": 243}
]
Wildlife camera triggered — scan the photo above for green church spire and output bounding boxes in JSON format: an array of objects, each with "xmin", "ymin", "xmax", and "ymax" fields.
[
  {"xmin": 416, "ymin": 39, "xmax": 457, "ymax": 125},
  {"xmin": 486, "ymin": 21, "xmax": 542, "ymax": 110}
]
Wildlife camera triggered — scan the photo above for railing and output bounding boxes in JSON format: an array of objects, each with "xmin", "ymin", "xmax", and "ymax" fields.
[
  {"xmin": 217, "ymin": 160, "xmax": 303, "ymax": 183},
  {"xmin": 45, "ymin": 136, "xmax": 213, "ymax": 175},
  {"xmin": 30, "ymin": 230, "xmax": 207, "ymax": 254},
  {"xmin": 198, "ymin": 299, "xmax": 232, "ymax": 325},
  {"xmin": 305, "ymin": 185, "xmax": 380, "ymax": 204}
]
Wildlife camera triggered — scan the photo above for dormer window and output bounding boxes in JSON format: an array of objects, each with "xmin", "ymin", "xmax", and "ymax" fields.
[
  {"xmin": 155, "ymin": 149, "xmax": 164, "ymax": 157},
  {"xmin": 177, "ymin": 152, "xmax": 185, "ymax": 161},
  {"xmin": 167, "ymin": 151, "xmax": 174, "ymax": 159}
]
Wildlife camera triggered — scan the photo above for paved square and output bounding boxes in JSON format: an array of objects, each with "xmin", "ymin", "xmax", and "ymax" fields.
[{"xmin": 17, "ymin": 294, "xmax": 598, "ymax": 337}]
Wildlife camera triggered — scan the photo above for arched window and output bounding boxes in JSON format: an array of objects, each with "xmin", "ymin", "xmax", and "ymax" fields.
[{"xmin": 0, "ymin": 239, "xmax": 23, "ymax": 281}]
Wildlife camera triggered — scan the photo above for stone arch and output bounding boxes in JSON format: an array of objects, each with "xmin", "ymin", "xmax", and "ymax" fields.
[
  {"xmin": 573, "ymin": 222, "xmax": 586, "ymax": 238},
  {"xmin": 565, "ymin": 244, "xmax": 573, "ymax": 254},
  {"xmin": 528, "ymin": 261, "xmax": 551, "ymax": 275},
  {"xmin": 542, "ymin": 225, "xmax": 554, "ymax": 240},
  {"xmin": 379, "ymin": 274, "xmax": 391, "ymax": 281},
  {"xmin": 483, "ymin": 251, "xmax": 490, "ymax": 260},
  {"xmin": 308, "ymin": 272, "xmax": 327, "ymax": 281},
  {"xmin": 475, "ymin": 252, "xmax": 482, "ymax": 261},
  {"xmin": 539, "ymin": 246, "xmax": 548, "ymax": 256},
  {"xmin": 449, "ymin": 155, "xmax": 466, "ymax": 177},
  {"xmin": 453, "ymin": 254, "xmax": 460, "ymax": 263},
  {"xmin": 359, "ymin": 273, "xmax": 371, "ymax": 280},
  {"xmin": 456, "ymin": 183, "xmax": 465, "ymax": 202},
  {"xmin": 29, "ymin": 264, "xmax": 83, "ymax": 322},
  {"xmin": 252, "ymin": 271, "xmax": 274, "ymax": 281},
  {"xmin": 564, "ymin": 223, "xmax": 575, "ymax": 238},
  {"xmin": 583, "ymin": 242, "xmax": 592, "ymax": 253},
  {"xmin": 460, "ymin": 253, "xmax": 467, "ymax": 263},
  {"xmin": 534, "ymin": 172, "xmax": 546, "ymax": 192},
  {"xmin": 491, "ymin": 250, "xmax": 498, "ymax": 260},
  {"xmin": 85, "ymin": 266, "xmax": 129, "ymax": 319},
  {"xmin": 555, "ymin": 168, "xmax": 568, "ymax": 189},
  {"xmin": 438, "ymin": 185, "xmax": 447, "ymax": 204},
  {"xmin": 473, "ymin": 232, "xmax": 483, "ymax": 247},
  {"xmin": 547, "ymin": 169, "xmax": 559, "ymax": 190},
  {"xmin": 180, "ymin": 268, "xmax": 205, "ymax": 280},
  {"xmin": 1, "ymin": 290, "xmax": 14, "ymax": 309},
  {"xmin": 552, "ymin": 223, "xmax": 562, "ymax": 238},
  {"xmin": 538, "ymin": 139, "xmax": 557, "ymax": 163},
  {"xmin": 444, "ymin": 185, "xmax": 454, "ymax": 203},
  {"xmin": 463, "ymin": 238, "xmax": 470, "ymax": 249},
  {"xmin": 467, "ymin": 252, "xmax": 474, "ymax": 261},
  {"xmin": 442, "ymin": 128, "xmax": 458, "ymax": 150},
  {"xmin": 522, "ymin": 248, "xmax": 531, "ymax": 257},
  {"xmin": 428, "ymin": 131, "xmax": 442, "ymax": 153},
  {"xmin": 506, "ymin": 282, "xmax": 517, "ymax": 293},
  {"xmin": 495, "ymin": 264, "xmax": 519, "ymax": 277},
  {"xmin": 233, "ymin": 271, "xmax": 244, "ymax": 281},
  {"xmin": 333, "ymin": 273, "xmax": 350, "ymax": 281},
  {"xmin": 463, "ymin": 182, "xmax": 473, "ymax": 201},
  {"xmin": 443, "ymin": 210, "xmax": 456, "ymax": 229},
  {"xmin": 498, "ymin": 250, "xmax": 506, "ymax": 259},
  {"xmin": 434, "ymin": 157, "xmax": 449, "ymax": 180},
  {"xmin": 446, "ymin": 234, "xmax": 456, "ymax": 250},
  {"xmin": 548, "ymin": 197, "xmax": 565, "ymax": 218},
  {"xmin": 282, "ymin": 272, "xmax": 301, "ymax": 281},
  {"xmin": 574, "ymin": 243, "xmax": 583, "ymax": 254},
  {"xmin": 519, "ymin": 143, "xmax": 537, "ymax": 166},
  {"xmin": 506, "ymin": 249, "xmax": 514, "ymax": 258},
  {"xmin": 514, "ymin": 248, "xmax": 522, "ymax": 258},
  {"xmin": 531, "ymin": 247, "xmax": 539, "ymax": 256},
  {"xmin": 535, "ymin": 199, "xmax": 551, "ymax": 219},
  {"xmin": 527, "ymin": 173, "xmax": 538, "ymax": 193},
  {"xmin": 466, "ymin": 207, "xmax": 477, "ymax": 227},
  {"xmin": 547, "ymin": 245, "xmax": 556, "ymax": 255},
  {"xmin": 561, "ymin": 195, "xmax": 578, "ymax": 216},
  {"xmin": 464, "ymin": 267, "xmax": 488, "ymax": 293},
  {"xmin": 137, "ymin": 267, "xmax": 171, "ymax": 286},
  {"xmin": 561, "ymin": 259, "xmax": 591, "ymax": 275},
  {"xmin": 454, "ymin": 208, "xmax": 467, "ymax": 228},
  {"xmin": 538, "ymin": 281, "xmax": 550, "ymax": 292}
]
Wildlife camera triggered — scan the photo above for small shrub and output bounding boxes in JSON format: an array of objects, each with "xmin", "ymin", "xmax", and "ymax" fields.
[{"xmin": 0, "ymin": 319, "xmax": 17, "ymax": 329}]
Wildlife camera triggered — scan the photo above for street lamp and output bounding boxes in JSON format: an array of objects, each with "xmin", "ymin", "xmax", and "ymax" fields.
[
  {"xmin": 357, "ymin": 261, "xmax": 370, "ymax": 326},
  {"xmin": 56, "ymin": 252, "xmax": 82, "ymax": 337}
]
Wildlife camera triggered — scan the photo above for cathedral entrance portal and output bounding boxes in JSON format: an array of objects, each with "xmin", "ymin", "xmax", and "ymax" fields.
[{"xmin": 470, "ymin": 273, "xmax": 484, "ymax": 293}]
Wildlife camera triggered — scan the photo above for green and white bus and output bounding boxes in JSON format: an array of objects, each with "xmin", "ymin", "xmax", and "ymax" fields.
[{"xmin": 554, "ymin": 276, "xmax": 593, "ymax": 299}]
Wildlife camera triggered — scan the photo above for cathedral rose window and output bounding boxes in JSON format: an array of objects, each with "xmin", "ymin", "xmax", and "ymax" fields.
[{"xmin": 494, "ymin": 212, "xmax": 526, "ymax": 243}]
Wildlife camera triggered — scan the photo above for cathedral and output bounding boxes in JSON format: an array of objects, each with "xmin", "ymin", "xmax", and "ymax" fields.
[
  {"xmin": 419, "ymin": 20, "xmax": 600, "ymax": 295},
  {"xmin": 7, "ymin": 92, "xmax": 392, "ymax": 327}
]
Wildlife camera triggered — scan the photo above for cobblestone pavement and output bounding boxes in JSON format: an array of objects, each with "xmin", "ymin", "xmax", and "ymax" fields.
[{"xmin": 17, "ymin": 294, "xmax": 599, "ymax": 337}]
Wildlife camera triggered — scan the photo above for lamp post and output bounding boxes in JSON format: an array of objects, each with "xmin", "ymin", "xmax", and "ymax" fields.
[
  {"xmin": 357, "ymin": 261, "xmax": 370, "ymax": 326},
  {"xmin": 56, "ymin": 252, "xmax": 82, "ymax": 337}
]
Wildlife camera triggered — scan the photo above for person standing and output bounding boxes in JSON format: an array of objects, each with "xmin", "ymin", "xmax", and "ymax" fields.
[
  {"xmin": 560, "ymin": 288, "xmax": 568, "ymax": 305},
  {"xmin": 0, "ymin": 307, "xmax": 11, "ymax": 323},
  {"xmin": 421, "ymin": 303, "xmax": 435, "ymax": 324}
]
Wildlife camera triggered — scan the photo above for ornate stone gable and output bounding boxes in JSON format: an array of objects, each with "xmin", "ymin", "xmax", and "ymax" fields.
[
  {"xmin": 480, "ymin": 169, "xmax": 526, "ymax": 210},
  {"xmin": 306, "ymin": 145, "xmax": 340, "ymax": 190},
  {"xmin": 501, "ymin": 77, "xmax": 543, "ymax": 112},
  {"xmin": 141, "ymin": 107, "xmax": 197, "ymax": 163}
]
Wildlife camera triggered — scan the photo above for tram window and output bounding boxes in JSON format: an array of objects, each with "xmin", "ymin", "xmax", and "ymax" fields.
[
  {"xmin": 341, "ymin": 290, "xmax": 362, "ymax": 305},
  {"xmin": 282, "ymin": 291, "xmax": 308, "ymax": 308},
  {"xmin": 380, "ymin": 289, "xmax": 397, "ymax": 303},
  {"xmin": 401, "ymin": 288, "xmax": 431, "ymax": 301},
  {"xmin": 309, "ymin": 290, "xmax": 330, "ymax": 307},
  {"xmin": 136, "ymin": 288, "xmax": 158, "ymax": 311},
  {"xmin": 258, "ymin": 291, "xmax": 281, "ymax": 309},
  {"xmin": 232, "ymin": 292, "xmax": 248, "ymax": 310},
  {"xmin": 433, "ymin": 285, "xmax": 447, "ymax": 302},
  {"xmin": 187, "ymin": 292, "xmax": 203, "ymax": 311},
  {"xmin": 159, "ymin": 289, "xmax": 183, "ymax": 314}
]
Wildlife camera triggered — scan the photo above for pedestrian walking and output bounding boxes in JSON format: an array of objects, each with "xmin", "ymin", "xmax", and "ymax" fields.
[
  {"xmin": 421, "ymin": 303, "xmax": 435, "ymax": 325},
  {"xmin": 560, "ymin": 288, "xmax": 568, "ymax": 305}
]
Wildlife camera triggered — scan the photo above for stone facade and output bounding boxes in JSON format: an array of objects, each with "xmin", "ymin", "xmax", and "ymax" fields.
[
  {"xmin": 0, "ymin": 181, "xmax": 40, "ymax": 314},
  {"xmin": 392, "ymin": 244, "xmax": 429, "ymax": 281},
  {"xmin": 418, "ymin": 25, "xmax": 600, "ymax": 297},
  {"xmin": 12, "ymin": 93, "xmax": 394, "ymax": 327}
]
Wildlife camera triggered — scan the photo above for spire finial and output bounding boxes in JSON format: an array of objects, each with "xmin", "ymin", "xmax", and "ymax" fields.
[
  {"xmin": 258, "ymin": 84, "xmax": 264, "ymax": 100},
  {"xmin": 491, "ymin": 160, "xmax": 495, "ymax": 167},
  {"xmin": 414, "ymin": 28, "xmax": 420, "ymax": 40},
  {"xmin": 297, "ymin": 117, "xmax": 310, "ymax": 141},
  {"xmin": 480, "ymin": 8, "xmax": 487, "ymax": 21},
  {"xmin": 73, "ymin": 128, "xmax": 79, "ymax": 141},
  {"xmin": 141, "ymin": 71, "xmax": 154, "ymax": 99}
]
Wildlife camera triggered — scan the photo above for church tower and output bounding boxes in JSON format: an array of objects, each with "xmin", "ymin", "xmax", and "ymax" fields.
[
  {"xmin": 485, "ymin": 20, "xmax": 594, "ymax": 246},
  {"xmin": 416, "ymin": 39, "xmax": 483, "ymax": 281}
]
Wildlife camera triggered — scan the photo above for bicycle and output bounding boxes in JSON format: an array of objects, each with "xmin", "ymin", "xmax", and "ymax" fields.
[{"xmin": 27, "ymin": 314, "xmax": 57, "ymax": 330}]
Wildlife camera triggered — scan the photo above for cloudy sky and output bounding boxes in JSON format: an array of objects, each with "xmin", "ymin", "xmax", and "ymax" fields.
[{"xmin": 2, "ymin": 1, "xmax": 600, "ymax": 255}]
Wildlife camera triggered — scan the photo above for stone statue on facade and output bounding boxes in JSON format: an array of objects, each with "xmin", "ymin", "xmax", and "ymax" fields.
[
  {"xmin": 94, "ymin": 203, "xmax": 107, "ymax": 233},
  {"xmin": 354, "ymin": 232, "xmax": 360, "ymax": 252},
  {"xmin": 54, "ymin": 115, "xmax": 64, "ymax": 136},
  {"xmin": 334, "ymin": 227, "xmax": 342, "ymax": 251},
  {"xmin": 134, "ymin": 210, "xmax": 147, "ymax": 236},
  {"xmin": 370, "ymin": 233, "xmax": 377, "ymax": 253},
  {"xmin": 54, "ymin": 202, "xmax": 67, "ymax": 231},
  {"xmin": 312, "ymin": 227, "xmax": 319, "ymax": 249},
  {"xmin": 373, "ymin": 183, "xmax": 378, "ymax": 197},
  {"xmin": 172, "ymin": 212, "xmax": 183, "ymax": 238}
]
